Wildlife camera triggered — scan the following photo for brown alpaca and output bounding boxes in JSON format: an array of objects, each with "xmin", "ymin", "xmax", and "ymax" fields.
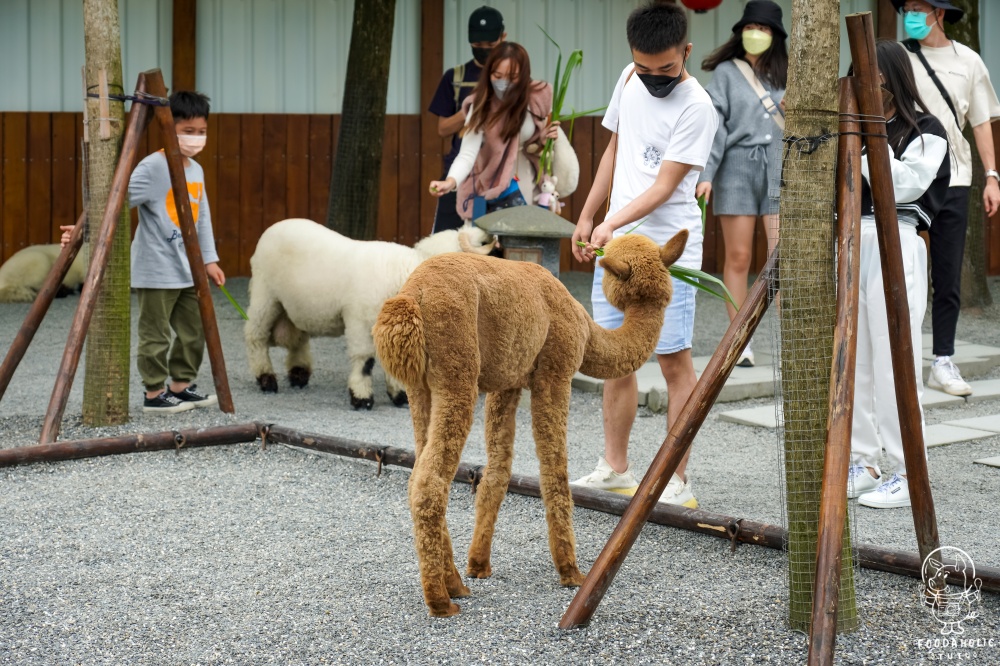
[{"xmin": 372, "ymin": 230, "xmax": 687, "ymax": 617}]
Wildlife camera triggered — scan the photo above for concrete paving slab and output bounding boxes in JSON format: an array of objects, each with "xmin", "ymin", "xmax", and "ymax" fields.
[
  {"xmin": 718, "ymin": 406, "xmax": 780, "ymax": 428},
  {"xmin": 924, "ymin": 423, "xmax": 997, "ymax": 448},
  {"xmin": 942, "ymin": 414, "xmax": 1000, "ymax": 433},
  {"xmin": 919, "ymin": 389, "xmax": 966, "ymax": 408},
  {"xmin": 974, "ymin": 456, "xmax": 1000, "ymax": 468},
  {"xmin": 966, "ymin": 379, "xmax": 1000, "ymax": 403}
]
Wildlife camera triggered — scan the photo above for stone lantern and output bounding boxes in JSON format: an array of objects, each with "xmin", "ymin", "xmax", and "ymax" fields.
[{"xmin": 472, "ymin": 206, "xmax": 576, "ymax": 278}]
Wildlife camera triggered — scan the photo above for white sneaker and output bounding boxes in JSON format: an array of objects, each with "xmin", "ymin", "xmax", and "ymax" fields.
[
  {"xmin": 847, "ymin": 464, "xmax": 882, "ymax": 499},
  {"xmin": 928, "ymin": 357, "xmax": 972, "ymax": 396},
  {"xmin": 571, "ymin": 458, "xmax": 639, "ymax": 496},
  {"xmin": 658, "ymin": 473, "xmax": 698, "ymax": 508},
  {"xmin": 737, "ymin": 341, "xmax": 755, "ymax": 368},
  {"xmin": 858, "ymin": 473, "xmax": 911, "ymax": 508}
]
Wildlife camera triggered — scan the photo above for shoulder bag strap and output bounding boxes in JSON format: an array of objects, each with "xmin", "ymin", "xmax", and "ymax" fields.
[
  {"xmin": 903, "ymin": 39, "xmax": 961, "ymax": 128},
  {"xmin": 606, "ymin": 68, "xmax": 637, "ymax": 216},
  {"xmin": 733, "ymin": 58, "xmax": 785, "ymax": 131}
]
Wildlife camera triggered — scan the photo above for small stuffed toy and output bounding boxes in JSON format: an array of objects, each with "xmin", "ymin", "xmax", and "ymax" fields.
[{"xmin": 534, "ymin": 176, "xmax": 559, "ymax": 212}]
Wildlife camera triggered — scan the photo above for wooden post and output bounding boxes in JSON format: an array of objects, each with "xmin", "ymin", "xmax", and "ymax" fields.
[
  {"xmin": 171, "ymin": 0, "xmax": 198, "ymax": 92},
  {"xmin": 845, "ymin": 13, "xmax": 940, "ymax": 567},
  {"xmin": 39, "ymin": 76, "xmax": 153, "ymax": 444},
  {"xmin": 807, "ymin": 78, "xmax": 864, "ymax": 666},
  {"xmin": 419, "ymin": 0, "xmax": 444, "ymax": 238},
  {"xmin": 876, "ymin": 0, "xmax": 898, "ymax": 41},
  {"xmin": 1, "ymin": 422, "xmax": 259, "ymax": 467},
  {"xmin": 559, "ymin": 247, "xmax": 779, "ymax": 629},
  {"xmin": 143, "ymin": 69, "xmax": 235, "ymax": 414},
  {"xmin": 0, "ymin": 214, "xmax": 86, "ymax": 403}
]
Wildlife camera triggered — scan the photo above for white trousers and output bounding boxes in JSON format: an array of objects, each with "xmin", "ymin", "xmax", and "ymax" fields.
[{"xmin": 850, "ymin": 220, "xmax": 927, "ymax": 475}]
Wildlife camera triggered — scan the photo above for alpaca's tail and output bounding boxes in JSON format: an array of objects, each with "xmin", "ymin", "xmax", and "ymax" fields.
[
  {"xmin": 0, "ymin": 284, "xmax": 37, "ymax": 303},
  {"xmin": 372, "ymin": 294, "xmax": 426, "ymax": 388}
]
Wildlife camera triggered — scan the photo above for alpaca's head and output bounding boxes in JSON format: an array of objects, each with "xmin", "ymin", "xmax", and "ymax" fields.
[
  {"xmin": 413, "ymin": 224, "xmax": 497, "ymax": 258},
  {"xmin": 598, "ymin": 230, "xmax": 688, "ymax": 312}
]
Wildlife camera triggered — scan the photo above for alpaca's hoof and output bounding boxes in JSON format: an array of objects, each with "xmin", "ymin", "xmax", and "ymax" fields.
[
  {"xmin": 466, "ymin": 561, "xmax": 492, "ymax": 579},
  {"xmin": 559, "ymin": 568, "xmax": 586, "ymax": 588},
  {"xmin": 427, "ymin": 601, "xmax": 461, "ymax": 618},
  {"xmin": 288, "ymin": 366, "xmax": 311, "ymax": 388},
  {"xmin": 257, "ymin": 374, "xmax": 278, "ymax": 393},
  {"xmin": 389, "ymin": 390, "xmax": 408, "ymax": 407},
  {"xmin": 349, "ymin": 389, "xmax": 374, "ymax": 410}
]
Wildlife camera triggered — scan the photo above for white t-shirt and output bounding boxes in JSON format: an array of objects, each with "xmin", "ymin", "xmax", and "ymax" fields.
[
  {"xmin": 907, "ymin": 41, "xmax": 1000, "ymax": 187},
  {"xmin": 602, "ymin": 64, "xmax": 718, "ymax": 269}
]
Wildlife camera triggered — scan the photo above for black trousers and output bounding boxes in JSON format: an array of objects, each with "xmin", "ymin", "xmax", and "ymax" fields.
[
  {"xmin": 432, "ymin": 190, "xmax": 465, "ymax": 233},
  {"xmin": 928, "ymin": 185, "xmax": 970, "ymax": 358}
]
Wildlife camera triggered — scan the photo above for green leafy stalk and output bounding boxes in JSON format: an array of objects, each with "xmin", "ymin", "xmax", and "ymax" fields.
[
  {"xmin": 697, "ymin": 194, "xmax": 707, "ymax": 234},
  {"xmin": 219, "ymin": 283, "xmax": 249, "ymax": 320}
]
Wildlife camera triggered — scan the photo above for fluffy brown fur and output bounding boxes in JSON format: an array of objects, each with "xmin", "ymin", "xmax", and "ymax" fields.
[{"xmin": 372, "ymin": 230, "xmax": 687, "ymax": 617}]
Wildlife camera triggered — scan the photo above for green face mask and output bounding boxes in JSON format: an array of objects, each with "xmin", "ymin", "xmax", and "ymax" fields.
[{"xmin": 742, "ymin": 29, "xmax": 773, "ymax": 56}]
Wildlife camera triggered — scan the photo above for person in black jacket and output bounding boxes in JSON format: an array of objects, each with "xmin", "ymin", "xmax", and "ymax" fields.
[{"xmin": 848, "ymin": 40, "xmax": 950, "ymax": 509}]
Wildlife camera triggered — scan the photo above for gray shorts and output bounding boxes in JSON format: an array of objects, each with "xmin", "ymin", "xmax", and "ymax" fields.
[{"xmin": 712, "ymin": 144, "xmax": 778, "ymax": 217}]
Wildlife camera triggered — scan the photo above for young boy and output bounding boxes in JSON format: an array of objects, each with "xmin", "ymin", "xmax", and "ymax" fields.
[
  {"xmin": 570, "ymin": 3, "xmax": 718, "ymax": 506},
  {"xmin": 67, "ymin": 91, "xmax": 224, "ymax": 414}
]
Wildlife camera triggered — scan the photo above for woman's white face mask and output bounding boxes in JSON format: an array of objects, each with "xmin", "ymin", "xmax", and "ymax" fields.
[
  {"xmin": 491, "ymin": 78, "xmax": 511, "ymax": 99},
  {"xmin": 177, "ymin": 134, "xmax": 207, "ymax": 157}
]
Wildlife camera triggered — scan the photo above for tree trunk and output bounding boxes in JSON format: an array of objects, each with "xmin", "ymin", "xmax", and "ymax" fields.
[
  {"xmin": 943, "ymin": 0, "xmax": 993, "ymax": 310},
  {"xmin": 778, "ymin": 0, "xmax": 858, "ymax": 633},
  {"xmin": 82, "ymin": 0, "xmax": 130, "ymax": 426},
  {"xmin": 326, "ymin": 0, "xmax": 396, "ymax": 239}
]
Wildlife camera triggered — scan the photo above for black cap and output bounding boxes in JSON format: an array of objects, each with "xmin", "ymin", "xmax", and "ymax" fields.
[
  {"xmin": 732, "ymin": 0, "xmax": 787, "ymax": 39},
  {"xmin": 469, "ymin": 6, "xmax": 504, "ymax": 43},
  {"xmin": 890, "ymin": 0, "xmax": 964, "ymax": 24}
]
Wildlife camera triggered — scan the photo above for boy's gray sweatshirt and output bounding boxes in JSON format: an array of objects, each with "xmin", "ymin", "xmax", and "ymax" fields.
[
  {"xmin": 129, "ymin": 151, "xmax": 220, "ymax": 289},
  {"xmin": 699, "ymin": 59, "xmax": 785, "ymax": 184}
]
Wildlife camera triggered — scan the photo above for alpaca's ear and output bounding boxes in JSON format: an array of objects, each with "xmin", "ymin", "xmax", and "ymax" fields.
[
  {"xmin": 599, "ymin": 255, "xmax": 632, "ymax": 281},
  {"xmin": 660, "ymin": 229, "xmax": 689, "ymax": 268}
]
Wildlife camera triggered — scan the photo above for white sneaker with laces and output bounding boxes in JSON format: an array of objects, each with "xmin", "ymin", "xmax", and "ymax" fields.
[
  {"xmin": 847, "ymin": 464, "xmax": 882, "ymax": 499},
  {"xmin": 658, "ymin": 473, "xmax": 698, "ymax": 508},
  {"xmin": 737, "ymin": 340, "xmax": 755, "ymax": 368},
  {"xmin": 928, "ymin": 356, "xmax": 972, "ymax": 396},
  {"xmin": 571, "ymin": 458, "xmax": 639, "ymax": 496},
  {"xmin": 858, "ymin": 473, "xmax": 911, "ymax": 508}
]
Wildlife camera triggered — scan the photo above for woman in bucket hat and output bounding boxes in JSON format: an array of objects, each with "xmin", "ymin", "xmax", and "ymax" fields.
[{"xmin": 696, "ymin": 0, "xmax": 787, "ymax": 367}]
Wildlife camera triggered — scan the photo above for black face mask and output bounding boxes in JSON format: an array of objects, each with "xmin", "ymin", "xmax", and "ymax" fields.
[
  {"xmin": 637, "ymin": 70, "xmax": 683, "ymax": 99},
  {"xmin": 472, "ymin": 46, "xmax": 492, "ymax": 65}
]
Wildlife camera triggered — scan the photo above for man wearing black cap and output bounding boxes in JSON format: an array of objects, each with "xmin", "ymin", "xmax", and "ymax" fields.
[
  {"xmin": 892, "ymin": 0, "xmax": 1000, "ymax": 397},
  {"xmin": 428, "ymin": 6, "xmax": 506, "ymax": 233}
]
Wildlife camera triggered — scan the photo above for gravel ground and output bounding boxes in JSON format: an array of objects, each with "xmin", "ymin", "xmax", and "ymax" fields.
[{"xmin": 1, "ymin": 274, "xmax": 998, "ymax": 665}]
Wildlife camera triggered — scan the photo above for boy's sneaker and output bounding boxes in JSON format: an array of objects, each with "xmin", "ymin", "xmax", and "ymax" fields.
[
  {"xmin": 571, "ymin": 458, "xmax": 639, "ymax": 496},
  {"xmin": 143, "ymin": 391, "xmax": 196, "ymax": 414},
  {"xmin": 737, "ymin": 342, "xmax": 755, "ymax": 368},
  {"xmin": 658, "ymin": 473, "xmax": 698, "ymax": 508},
  {"xmin": 167, "ymin": 383, "xmax": 218, "ymax": 408},
  {"xmin": 847, "ymin": 464, "xmax": 882, "ymax": 499},
  {"xmin": 858, "ymin": 473, "xmax": 911, "ymax": 509},
  {"xmin": 928, "ymin": 357, "xmax": 972, "ymax": 396}
]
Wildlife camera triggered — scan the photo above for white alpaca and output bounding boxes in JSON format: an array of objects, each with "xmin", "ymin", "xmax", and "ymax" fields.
[
  {"xmin": 245, "ymin": 218, "xmax": 495, "ymax": 408},
  {"xmin": 0, "ymin": 244, "xmax": 88, "ymax": 303}
]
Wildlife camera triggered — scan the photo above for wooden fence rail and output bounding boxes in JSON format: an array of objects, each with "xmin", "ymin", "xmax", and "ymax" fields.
[{"xmin": 3, "ymin": 112, "xmax": 998, "ymax": 276}]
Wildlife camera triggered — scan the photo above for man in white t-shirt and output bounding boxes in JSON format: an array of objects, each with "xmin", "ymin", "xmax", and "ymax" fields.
[
  {"xmin": 893, "ymin": 0, "xmax": 1000, "ymax": 397},
  {"xmin": 570, "ymin": 2, "xmax": 718, "ymax": 507}
]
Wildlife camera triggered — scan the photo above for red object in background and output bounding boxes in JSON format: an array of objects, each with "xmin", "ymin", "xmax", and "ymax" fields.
[{"xmin": 681, "ymin": 0, "xmax": 723, "ymax": 13}]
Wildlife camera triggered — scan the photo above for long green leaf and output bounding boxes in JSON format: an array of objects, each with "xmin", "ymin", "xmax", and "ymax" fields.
[
  {"xmin": 556, "ymin": 106, "xmax": 607, "ymax": 122},
  {"xmin": 669, "ymin": 265, "xmax": 737, "ymax": 308},
  {"xmin": 697, "ymin": 194, "xmax": 707, "ymax": 234},
  {"xmin": 538, "ymin": 25, "xmax": 562, "ymax": 108},
  {"xmin": 219, "ymin": 283, "xmax": 249, "ymax": 320}
]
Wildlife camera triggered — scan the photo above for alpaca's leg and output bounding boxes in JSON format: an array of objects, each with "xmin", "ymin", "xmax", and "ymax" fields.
[
  {"xmin": 273, "ymin": 313, "xmax": 312, "ymax": 388},
  {"xmin": 407, "ymin": 379, "xmax": 431, "ymax": 459},
  {"xmin": 409, "ymin": 385, "xmax": 476, "ymax": 616},
  {"xmin": 530, "ymin": 379, "xmax": 585, "ymax": 587},
  {"xmin": 467, "ymin": 388, "xmax": 520, "ymax": 579},
  {"xmin": 345, "ymin": 315, "xmax": 376, "ymax": 409},
  {"xmin": 384, "ymin": 372, "xmax": 408, "ymax": 407},
  {"xmin": 244, "ymin": 287, "xmax": 282, "ymax": 392}
]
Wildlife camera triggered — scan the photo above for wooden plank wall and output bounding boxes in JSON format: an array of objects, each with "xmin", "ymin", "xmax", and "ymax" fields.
[{"xmin": 3, "ymin": 112, "xmax": 999, "ymax": 277}]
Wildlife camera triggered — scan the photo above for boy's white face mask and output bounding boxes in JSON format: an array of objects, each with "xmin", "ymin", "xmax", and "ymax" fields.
[{"xmin": 177, "ymin": 134, "xmax": 207, "ymax": 157}]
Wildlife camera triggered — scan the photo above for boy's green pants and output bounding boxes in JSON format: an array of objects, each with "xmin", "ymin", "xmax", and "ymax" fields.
[{"xmin": 136, "ymin": 287, "xmax": 205, "ymax": 391}]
